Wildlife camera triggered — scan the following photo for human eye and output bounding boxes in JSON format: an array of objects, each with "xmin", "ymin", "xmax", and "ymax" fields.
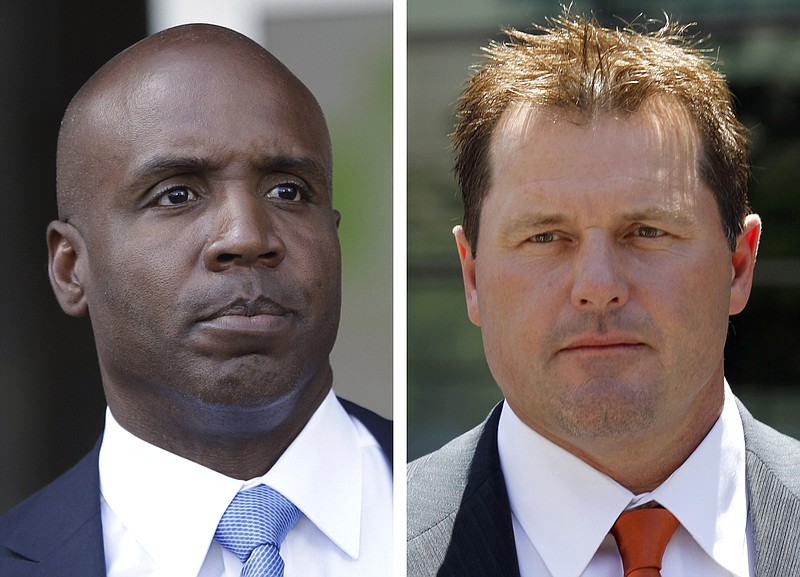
[
  {"xmin": 531, "ymin": 231, "xmax": 560, "ymax": 243},
  {"xmin": 634, "ymin": 225, "xmax": 665, "ymax": 238},
  {"xmin": 266, "ymin": 182, "xmax": 307, "ymax": 202},
  {"xmin": 155, "ymin": 185, "xmax": 197, "ymax": 207}
]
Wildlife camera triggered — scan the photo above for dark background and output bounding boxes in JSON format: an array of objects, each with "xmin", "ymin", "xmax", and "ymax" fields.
[{"xmin": 0, "ymin": 0, "xmax": 147, "ymax": 513}]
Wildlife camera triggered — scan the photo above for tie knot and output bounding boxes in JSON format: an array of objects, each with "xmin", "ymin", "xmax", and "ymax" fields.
[
  {"xmin": 611, "ymin": 506, "xmax": 679, "ymax": 577},
  {"xmin": 215, "ymin": 485, "xmax": 301, "ymax": 566}
]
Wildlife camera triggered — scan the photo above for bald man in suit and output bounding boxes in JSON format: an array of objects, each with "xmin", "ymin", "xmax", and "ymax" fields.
[{"xmin": 1, "ymin": 24, "xmax": 391, "ymax": 576}]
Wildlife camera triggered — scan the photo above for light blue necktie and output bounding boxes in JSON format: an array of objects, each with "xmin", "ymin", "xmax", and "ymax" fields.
[{"xmin": 215, "ymin": 485, "xmax": 301, "ymax": 577}]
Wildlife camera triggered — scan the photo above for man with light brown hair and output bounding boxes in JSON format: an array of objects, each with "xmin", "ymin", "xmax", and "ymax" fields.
[{"xmin": 408, "ymin": 11, "xmax": 800, "ymax": 577}]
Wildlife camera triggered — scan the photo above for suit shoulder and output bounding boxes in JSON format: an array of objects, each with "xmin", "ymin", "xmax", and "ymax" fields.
[
  {"xmin": 0, "ymin": 445, "xmax": 96, "ymax": 531},
  {"xmin": 339, "ymin": 397, "xmax": 391, "ymax": 434},
  {"xmin": 407, "ymin": 422, "xmax": 484, "ymax": 539},
  {"xmin": 0, "ymin": 442, "xmax": 102, "ymax": 563},
  {"xmin": 338, "ymin": 397, "xmax": 392, "ymax": 465},
  {"xmin": 407, "ymin": 408, "xmax": 517, "ymax": 577},
  {"xmin": 738, "ymin": 400, "xmax": 800, "ymax": 574},
  {"xmin": 741, "ymin": 403, "xmax": 800, "ymax": 495}
]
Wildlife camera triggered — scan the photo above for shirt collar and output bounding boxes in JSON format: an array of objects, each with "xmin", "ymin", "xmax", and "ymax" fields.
[
  {"xmin": 498, "ymin": 401, "xmax": 631, "ymax": 577},
  {"xmin": 255, "ymin": 389, "xmax": 363, "ymax": 558},
  {"xmin": 99, "ymin": 390, "xmax": 363, "ymax": 576},
  {"xmin": 497, "ymin": 381, "xmax": 748, "ymax": 577},
  {"xmin": 646, "ymin": 383, "xmax": 749, "ymax": 576}
]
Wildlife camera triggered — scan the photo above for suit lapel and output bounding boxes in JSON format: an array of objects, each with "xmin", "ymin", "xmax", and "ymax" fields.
[
  {"xmin": 338, "ymin": 397, "xmax": 393, "ymax": 468},
  {"xmin": 451, "ymin": 400, "xmax": 800, "ymax": 577},
  {"xmin": 412, "ymin": 398, "xmax": 800, "ymax": 577},
  {"xmin": 436, "ymin": 404, "xmax": 520, "ymax": 577},
  {"xmin": 2, "ymin": 441, "xmax": 106, "ymax": 577},
  {"xmin": 3, "ymin": 400, "xmax": 388, "ymax": 577},
  {"xmin": 738, "ymin": 400, "xmax": 800, "ymax": 576}
]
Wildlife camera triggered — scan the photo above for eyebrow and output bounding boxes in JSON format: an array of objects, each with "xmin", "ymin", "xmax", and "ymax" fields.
[
  {"xmin": 258, "ymin": 156, "xmax": 331, "ymax": 184},
  {"xmin": 502, "ymin": 213, "xmax": 571, "ymax": 235},
  {"xmin": 621, "ymin": 206, "xmax": 695, "ymax": 226},
  {"xmin": 129, "ymin": 154, "xmax": 331, "ymax": 186},
  {"xmin": 500, "ymin": 205, "xmax": 694, "ymax": 236},
  {"xmin": 129, "ymin": 156, "xmax": 212, "ymax": 183}
]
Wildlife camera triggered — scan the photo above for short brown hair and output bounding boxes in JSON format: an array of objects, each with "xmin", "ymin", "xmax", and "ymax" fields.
[{"xmin": 453, "ymin": 10, "xmax": 750, "ymax": 255}]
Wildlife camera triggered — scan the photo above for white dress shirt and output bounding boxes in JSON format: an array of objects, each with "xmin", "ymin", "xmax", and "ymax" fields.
[
  {"xmin": 497, "ymin": 381, "xmax": 752, "ymax": 577},
  {"xmin": 98, "ymin": 389, "xmax": 392, "ymax": 577}
]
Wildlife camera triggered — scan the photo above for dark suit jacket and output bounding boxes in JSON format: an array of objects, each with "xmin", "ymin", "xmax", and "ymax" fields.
[
  {"xmin": 408, "ymin": 400, "xmax": 800, "ymax": 577},
  {"xmin": 0, "ymin": 398, "xmax": 391, "ymax": 576}
]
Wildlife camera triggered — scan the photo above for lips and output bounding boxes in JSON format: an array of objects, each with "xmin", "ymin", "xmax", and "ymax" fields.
[
  {"xmin": 196, "ymin": 295, "xmax": 293, "ymax": 335},
  {"xmin": 202, "ymin": 296, "xmax": 290, "ymax": 320},
  {"xmin": 559, "ymin": 334, "xmax": 646, "ymax": 354}
]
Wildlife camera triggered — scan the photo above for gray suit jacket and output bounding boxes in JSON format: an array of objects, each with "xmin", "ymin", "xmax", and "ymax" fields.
[{"xmin": 408, "ymin": 400, "xmax": 800, "ymax": 576}]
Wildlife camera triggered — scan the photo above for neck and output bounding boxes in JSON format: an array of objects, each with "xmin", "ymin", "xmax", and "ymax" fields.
[
  {"xmin": 106, "ymin": 368, "xmax": 332, "ymax": 479},
  {"xmin": 530, "ymin": 381, "xmax": 724, "ymax": 494},
  {"xmin": 562, "ymin": 408, "xmax": 721, "ymax": 494}
]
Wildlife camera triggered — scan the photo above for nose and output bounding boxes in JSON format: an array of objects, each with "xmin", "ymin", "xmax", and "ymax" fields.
[
  {"xmin": 570, "ymin": 231, "xmax": 629, "ymax": 312},
  {"xmin": 203, "ymin": 189, "xmax": 286, "ymax": 271}
]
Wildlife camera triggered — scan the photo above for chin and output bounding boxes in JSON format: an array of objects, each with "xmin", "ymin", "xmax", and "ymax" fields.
[
  {"xmin": 153, "ymin": 354, "xmax": 331, "ymax": 431},
  {"xmin": 553, "ymin": 376, "xmax": 660, "ymax": 438},
  {"xmin": 194, "ymin": 370, "xmax": 304, "ymax": 409},
  {"xmin": 177, "ymin": 386, "xmax": 301, "ymax": 438}
]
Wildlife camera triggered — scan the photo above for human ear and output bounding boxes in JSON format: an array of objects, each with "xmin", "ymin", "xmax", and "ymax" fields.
[
  {"xmin": 454, "ymin": 225, "xmax": 481, "ymax": 326},
  {"xmin": 333, "ymin": 209, "xmax": 341, "ymax": 229},
  {"xmin": 47, "ymin": 220, "xmax": 89, "ymax": 317},
  {"xmin": 729, "ymin": 214, "xmax": 761, "ymax": 315}
]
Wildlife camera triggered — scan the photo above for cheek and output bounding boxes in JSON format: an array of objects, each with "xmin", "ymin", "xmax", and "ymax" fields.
[
  {"xmin": 634, "ymin": 250, "xmax": 732, "ymax": 364},
  {"xmin": 84, "ymin": 234, "xmax": 187, "ymax": 333},
  {"xmin": 645, "ymin": 249, "xmax": 730, "ymax": 314},
  {"xmin": 476, "ymin": 260, "xmax": 561, "ymax": 380},
  {"xmin": 681, "ymin": 267, "xmax": 732, "ymax": 338},
  {"xmin": 477, "ymin": 257, "xmax": 564, "ymax": 328},
  {"xmin": 282, "ymin": 221, "xmax": 341, "ymax": 304},
  {"xmin": 302, "ymin": 220, "xmax": 340, "ymax": 269}
]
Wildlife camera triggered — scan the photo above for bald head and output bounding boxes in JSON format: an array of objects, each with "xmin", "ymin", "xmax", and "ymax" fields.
[
  {"xmin": 46, "ymin": 23, "xmax": 343, "ymax": 463},
  {"xmin": 56, "ymin": 23, "xmax": 331, "ymax": 224}
]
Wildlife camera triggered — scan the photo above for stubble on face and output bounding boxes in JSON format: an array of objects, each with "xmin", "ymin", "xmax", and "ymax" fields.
[
  {"xmin": 537, "ymin": 310, "xmax": 662, "ymax": 438},
  {"xmin": 472, "ymin": 99, "xmax": 732, "ymax": 458}
]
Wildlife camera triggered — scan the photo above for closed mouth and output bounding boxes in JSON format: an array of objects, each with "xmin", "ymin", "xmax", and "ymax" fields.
[
  {"xmin": 201, "ymin": 296, "xmax": 291, "ymax": 321},
  {"xmin": 560, "ymin": 334, "xmax": 646, "ymax": 353}
]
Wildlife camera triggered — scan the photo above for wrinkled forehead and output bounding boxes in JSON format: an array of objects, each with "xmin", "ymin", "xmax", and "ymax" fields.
[
  {"xmin": 57, "ymin": 33, "xmax": 332, "ymax": 219},
  {"xmin": 491, "ymin": 96, "xmax": 703, "ymax": 176}
]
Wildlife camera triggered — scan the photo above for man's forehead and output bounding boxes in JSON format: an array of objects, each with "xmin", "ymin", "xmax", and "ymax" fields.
[
  {"xmin": 86, "ymin": 35, "xmax": 287, "ymax": 106},
  {"xmin": 88, "ymin": 56, "xmax": 291, "ymax": 126},
  {"xmin": 490, "ymin": 97, "xmax": 702, "ymax": 171},
  {"xmin": 87, "ymin": 61, "xmax": 330, "ymax": 166},
  {"xmin": 105, "ymin": 23, "xmax": 270, "ymax": 73},
  {"xmin": 56, "ymin": 24, "xmax": 332, "ymax": 219},
  {"xmin": 483, "ymin": 97, "xmax": 709, "ymax": 221}
]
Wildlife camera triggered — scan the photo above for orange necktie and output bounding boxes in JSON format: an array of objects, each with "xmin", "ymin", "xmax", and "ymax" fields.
[{"xmin": 610, "ymin": 507, "xmax": 679, "ymax": 577}]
